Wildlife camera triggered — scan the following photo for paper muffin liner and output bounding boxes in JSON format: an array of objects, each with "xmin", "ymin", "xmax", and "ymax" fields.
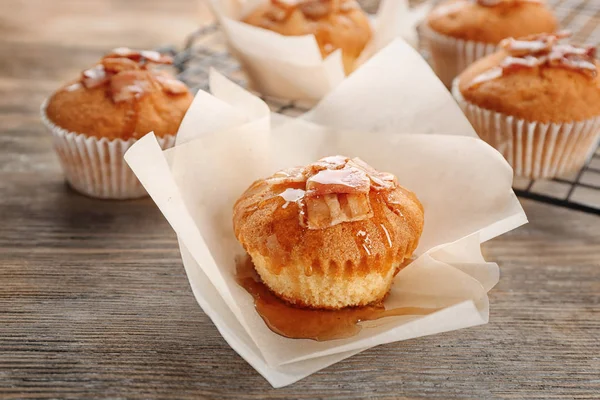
[
  {"xmin": 420, "ymin": 23, "xmax": 497, "ymax": 88},
  {"xmin": 452, "ymin": 81, "xmax": 600, "ymax": 179},
  {"xmin": 40, "ymin": 100, "xmax": 176, "ymax": 199},
  {"xmin": 208, "ymin": 0, "xmax": 427, "ymax": 102},
  {"xmin": 125, "ymin": 45, "xmax": 528, "ymax": 387}
]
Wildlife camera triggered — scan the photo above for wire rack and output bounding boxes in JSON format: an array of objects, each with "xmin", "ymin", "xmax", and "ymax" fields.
[{"xmin": 161, "ymin": 0, "xmax": 600, "ymax": 215}]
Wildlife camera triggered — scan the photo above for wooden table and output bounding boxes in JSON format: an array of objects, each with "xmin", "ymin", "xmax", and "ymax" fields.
[{"xmin": 1, "ymin": 1, "xmax": 599, "ymax": 398}]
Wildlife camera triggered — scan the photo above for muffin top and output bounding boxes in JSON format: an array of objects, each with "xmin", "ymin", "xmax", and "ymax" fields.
[
  {"xmin": 233, "ymin": 156, "xmax": 424, "ymax": 277},
  {"xmin": 45, "ymin": 48, "xmax": 193, "ymax": 140},
  {"xmin": 243, "ymin": 0, "xmax": 372, "ymax": 73},
  {"xmin": 427, "ymin": 0, "xmax": 557, "ymax": 44},
  {"xmin": 458, "ymin": 32, "xmax": 600, "ymax": 123}
]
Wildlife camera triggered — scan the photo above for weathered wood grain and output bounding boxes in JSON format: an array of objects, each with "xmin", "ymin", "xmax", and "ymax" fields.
[{"xmin": 0, "ymin": 1, "xmax": 599, "ymax": 399}]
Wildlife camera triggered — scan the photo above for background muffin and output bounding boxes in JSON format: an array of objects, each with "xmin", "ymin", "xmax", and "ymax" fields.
[
  {"xmin": 233, "ymin": 156, "xmax": 424, "ymax": 310},
  {"xmin": 244, "ymin": 0, "xmax": 372, "ymax": 74},
  {"xmin": 422, "ymin": 0, "xmax": 557, "ymax": 87},
  {"xmin": 41, "ymin": 48, "xmax": 193, "ymax": 199},
  {"xmin": 453, "ymin": 32, "xmax": 600, "ymax": 178}
]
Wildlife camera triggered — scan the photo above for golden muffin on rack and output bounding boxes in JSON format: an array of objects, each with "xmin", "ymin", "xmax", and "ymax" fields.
[
  {"xmin": 243, "ymin": 0, "xmax": 372, "ymax": 74},
  {"xmin": 45, "ymin": 48, "xmax": 192, "ymax": 140},
  {"xmin": 233, "ymin": 156, "xmax": 424, "ymax": 310},
  {"xmin": 41, "ymin": 48, "xmax": 193, "ymax": 199},
  {"xmin": 423, "ymin": 0, "xmax": 557, "ymax": 86},
  {"xmin": 453, "ymin": 31, "xmax": 600, "ymax": 179}
]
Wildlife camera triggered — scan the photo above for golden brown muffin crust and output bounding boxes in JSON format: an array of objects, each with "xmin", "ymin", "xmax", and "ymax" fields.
[
  {"xmin": 45, "ymin": 49, "xmax": 193, "ymax": 140},
  {"xmin": 458, "ymin": 35, "xmax": 600, "ymax": 123},
  {"xmin": 243, "ymin": 0, "xmax": 372, "ymax": 74},
  {"xmin": 427, "ymin": 0, "xmax": 557, "ymax": 44},
  {"xmin": 233, "ymin": 158, "xmax": 424, "ymax": 278}
]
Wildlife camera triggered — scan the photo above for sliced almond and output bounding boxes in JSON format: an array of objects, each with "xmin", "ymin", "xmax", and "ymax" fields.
[
  {"xmin": 110, "ymin": 71, "xmax": 153, "ymax": 103},
  {"xmin": 306, "ymin": 167, "xmax": 370, "ymax": 196},
  {"xmin": 305, "ymin": 192, "xmax": 372, "ymax": 229},
  {"xmin": 346, "ymin": 158, "xmax": 397, "ymax": 190},
  {"xmin": 305, "ymin": 194, "xmax": 333, "ymax": 229},
  {"xmin": 101, "ymin": 57, "xmax": 140, "ymax": 73},
  {"xmin": 267, "ymin": 166, "xmax": 307, "ymax": 185},
  {"xmin": 105, "ymin": 48, "xmax": 173, "ymax": 65},
  {"xmin": 155, "ymin": 75, "xmax": 189, "ymax": 94},
  {"xmin": 344, "ymin": 193, "xmax": 373, "ymax": 219},
  {"xmin": 81, "ymin": 65, "xmax": 109, "ymax": 89}
]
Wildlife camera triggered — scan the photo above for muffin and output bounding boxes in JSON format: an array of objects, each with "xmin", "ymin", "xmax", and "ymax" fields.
[
  {"xmin": 233, "ymin": 156, "xmax": 424, "ymax": 310},
  {"xmin": 453, "ymin": 32, "xmax": 600, "ymax": 178},
  {"xmin": 41, "ymin": 48, "xmax": 193, "ymax": 199},
  {"xmin": 422, "ymin": 0, "xmax": 557, "ymax": 87},
  {"xmin": 243, "ymin": 0, "xmax": 372, "ymax": 75}
]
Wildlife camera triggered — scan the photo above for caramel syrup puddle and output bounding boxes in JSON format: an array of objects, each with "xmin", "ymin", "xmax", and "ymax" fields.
[{"xmin": 235, "ymin": 256, "xmax": 440, "ymax": 341}]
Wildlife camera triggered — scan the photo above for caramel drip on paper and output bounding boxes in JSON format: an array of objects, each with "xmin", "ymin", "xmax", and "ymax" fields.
[{"xmin": 235, "ymin": 256, "xmax": 438, "ymax": 341}]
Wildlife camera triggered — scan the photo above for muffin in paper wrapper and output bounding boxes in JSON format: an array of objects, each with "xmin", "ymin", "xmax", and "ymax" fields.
[
  {"xmin": 452, "ymin": 79, "xmax": 600, "ymax": 179},
  {"xmin": 421, "ymin": 23, "xmax": 497, "ymax": 88},
  {"xmin": 124, "ymin": 40, "xmax": 527, "ymax": 388},
  {"xmin": 208, "ymin": 0, "xmax": 430, "ymax": 102},
  {"xmin": 41, "ymin": 100, "xmax": 176, "ymax": 199}
]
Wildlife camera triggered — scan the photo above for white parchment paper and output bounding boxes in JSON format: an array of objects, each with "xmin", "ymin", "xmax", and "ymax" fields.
[
  {"xmin": 207, "ymin": 0, "xmax": 430, "ymax": 102},
  {"xmin": 125, "ymin": 39, "xmax": 527, "ymax": 388}
]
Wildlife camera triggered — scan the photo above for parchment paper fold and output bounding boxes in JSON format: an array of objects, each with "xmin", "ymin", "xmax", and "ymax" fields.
[{"xmin": 125, "ymin": 39, "xmax": 527, "ymax": 388}]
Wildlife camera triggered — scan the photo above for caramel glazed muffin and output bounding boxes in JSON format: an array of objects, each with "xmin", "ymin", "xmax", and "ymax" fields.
[
  {"xmin": 454, "ymin": 31, "xmax": 600, "ymax": 178},
  {"xmin": 424, "ymin": 0, "xmax": 557, "ymax": 87},
  {"xmin": 234, "ymin": 156, "xmax": 424, "ymax": 310},
  {"xmin": 41, "ymin": 48, "xmax": 193, "ymax": 199},
  {"xmin": 45, "ymin": 48, "xmax": 192, "ymax": 140},
  {"xmin": 244, "ymin": 0, "xmax": 372, "ymax": 75}
]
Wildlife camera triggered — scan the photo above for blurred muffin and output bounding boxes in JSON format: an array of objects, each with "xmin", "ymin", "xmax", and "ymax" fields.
[
  {"xmin": 233, "ymin": 156, "xmax": 424, "ymax": 310},
  {"xmin": 244, "ymin": 0, "xmax": 372, "ymax": 74},
  {"xmin": 453, "ymin": 32, "xmax": 600, "ymax": 178},
  {"xmin": 41, "ymin": 48, "xmax": 193, "ymax": 199},
  {"xmin": 422, "ymin": 0, "xmax": 557, "ymax": 87}
]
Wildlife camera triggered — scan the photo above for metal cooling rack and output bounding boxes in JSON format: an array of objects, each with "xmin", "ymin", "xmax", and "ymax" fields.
[{"xmin": 163, "ymin": 0, "xmax": 600, "ymax": 215}]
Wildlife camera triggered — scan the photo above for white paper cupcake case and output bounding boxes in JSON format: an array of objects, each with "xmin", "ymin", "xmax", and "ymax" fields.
[
  {"xmin": 452, "ymin": 81, "xmax": 600, "ymax": 179},
  {"xmin": 40, "ymin": 100, "xmax": 176, "ymax": 199},
  {"xmin": 420, "ymin": 24, "xmax": 497, "ymax": 87}
]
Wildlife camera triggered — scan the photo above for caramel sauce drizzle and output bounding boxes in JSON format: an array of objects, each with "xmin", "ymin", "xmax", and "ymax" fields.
[
  {"xmin": 469, "ymin": 31, "xmax": 598, "ymax": 88},
  {"xmin": 235, "ymin": 255, "xmax": 439, "ymax": 341}
]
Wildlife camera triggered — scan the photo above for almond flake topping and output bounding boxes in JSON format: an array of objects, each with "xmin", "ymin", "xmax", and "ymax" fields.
[
  {"xmin": 306, "ymin": 168, "xmax": 371, "ymax": 196},
  {"xmin": 109, "ymin": 71, "xmax": 153, "ymax": 103},
  {"xmin": 82, "ymin": 65, "xmax": 108, "ymax": 89},
  {"xmin": 77, "ymin": 47, "xmax": 188, "ymax": 103},
  {"xmin": 155, "ymin": 75, "xmax": 190, "ymax": 94},
  {"xmin": 469, "ymin": 31, "xmax": 597, "ymax": 88},
  {"xmin": 267, "ymin": 156, "xmax": 397, "ymax": 230}
]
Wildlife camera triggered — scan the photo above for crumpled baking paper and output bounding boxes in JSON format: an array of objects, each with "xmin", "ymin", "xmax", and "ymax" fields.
[
  {"xmin": 206, "ymin": 0, "xmax": 431, "ymax": 102},
  {"xmin": 125, "ymin": 39, "xmax": 527, "ymax": 388}
]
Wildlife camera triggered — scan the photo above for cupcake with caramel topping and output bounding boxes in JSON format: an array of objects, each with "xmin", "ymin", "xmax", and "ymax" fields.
[
  {"xmin": 422, "ymin": 0, "xmax": 557, "ymax": 87},
  {"xmin": 41, "ymin": 48, "xmax": 193, "ymax": 199},
  {"xmin": 233, "ymin": 156, "xmax": 424, "ymax": 310},
  {"xmin": 243, "ymin": 0, "xmax": 372, "ymax": 75},
  {"xmin": 453, "ymin": 32, "xmax": 600, "ymax": 178}
]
